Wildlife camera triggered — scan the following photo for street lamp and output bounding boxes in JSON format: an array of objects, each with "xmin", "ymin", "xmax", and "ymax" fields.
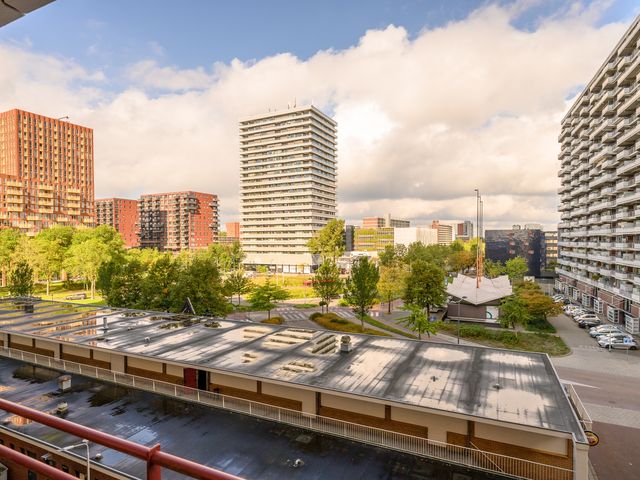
[
  {"xmin": 59, "ymin": 439, "xmax": 90, "ymax": 480},
  {"xmin": 450, "ymin": 296, "xmax": 468, "ymax": 345}
]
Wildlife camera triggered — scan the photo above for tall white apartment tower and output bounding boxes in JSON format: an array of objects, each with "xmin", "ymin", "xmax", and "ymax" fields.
[
  {"xmin": 557, "ymin": 16, "xmax": 640, "ymax": 334},
  {"xmin": 239, "ymin": 105, "xmax": 337, "ymax": 273}
]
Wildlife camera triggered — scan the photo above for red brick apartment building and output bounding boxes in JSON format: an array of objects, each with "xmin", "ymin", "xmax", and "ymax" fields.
[
  {"xmin": 95, "ymin": 198, "xmax": 139, "ymax": 248},
  {"xmin": 0, "ymin": 109, "xmax": 95, "ymax": 234},
  {"xmin": 138, "ymin": 191, "xmax": 219, "ymax": 251}
]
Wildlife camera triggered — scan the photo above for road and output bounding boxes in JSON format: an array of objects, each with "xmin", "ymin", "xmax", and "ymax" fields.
[{"xmin": 549, "ymin": 314, "xmax": 640, "ymax": 480}]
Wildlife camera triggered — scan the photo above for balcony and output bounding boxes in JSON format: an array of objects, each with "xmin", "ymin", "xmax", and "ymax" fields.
[
  {"xmin": 618, "ymin": 84, "xmax": 640, "ymax": 114},
  {"xmin": 616, "ymin": 190, "xmax": 640, "ymax": 206},
  {"xmin": 617, "ymin": 154, "xmax": 640, "ymax": 175},
  {"xmin": 619, "ymin": 122, "xmax": 640, "ymax": 146}
]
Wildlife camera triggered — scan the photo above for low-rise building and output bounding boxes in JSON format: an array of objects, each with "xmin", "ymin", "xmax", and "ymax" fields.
[
  {"xmin": 353, "ymin": 227, "xmax": 394, "ymax": 252},
  {"xmin": 394, "ymin": 226, "xmax": 438, "ymax": 248},
  {"xmin": 431, "ymin": 221, "xmax": 454, "ymax": 245},
  {"xmin": 362, "ymin": 214, "xmax": 410, "ymax": 229}
]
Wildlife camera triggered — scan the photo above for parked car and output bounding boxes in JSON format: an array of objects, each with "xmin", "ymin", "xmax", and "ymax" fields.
[
  {"xmin": 578, "ymin": 318, "xmax": 602, "ymax": 328},
  {"xmin": 598, "ymin": 336, "xmax": 638, "ymax": 350},
  {"xmin": 589, "ymin": 325, "xmax": 622, "ymax": 337},
  {"xmin": 594, "ymin": 331, "xmax": 633, "ymax": 342},
  {"xmin": 574, "ymin": 313, "xmax": 597, "ymax": 323}
]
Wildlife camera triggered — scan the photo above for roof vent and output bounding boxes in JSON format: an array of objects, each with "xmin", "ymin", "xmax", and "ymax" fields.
[{"xmin": 492, "ymin": 383, "xmax": 502, "ymax": 390}]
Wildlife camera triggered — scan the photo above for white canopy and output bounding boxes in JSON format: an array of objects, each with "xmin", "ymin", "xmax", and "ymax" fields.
[{"xmin": 447, "ymin": 274, "xmax": 512, "ymax": 305}]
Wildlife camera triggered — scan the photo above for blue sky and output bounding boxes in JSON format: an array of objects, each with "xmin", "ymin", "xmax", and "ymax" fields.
[
  {"xmin": 0, "ymin": 1, "xmax": 638, "ymax": 226},
  {"xmin": 2, "ymin": 0, "xmax": 637, "ymax": 80}
]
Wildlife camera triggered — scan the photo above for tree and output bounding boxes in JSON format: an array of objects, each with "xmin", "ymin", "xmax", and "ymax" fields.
[
  {"xmin": 208, "ymin": 241, "xmax": 246, "ymax": 272},
  {"xmin": 65, "ymin": 238, "xmax": 111, "ymax": 299},
  {"xmin": 343, "ymin": 256, "xmax": 379, "ymax": 330},
  {"xmin": 8, "ymin": 260, "xmax": 34, "ymax": 297},
  {"xmin": 505, "ymin": 257, "xmax": 529, "ymax": 281},
  {"xmin": 377, "ymin": 264, "xmax": 406, "ymax": 314},
  {"xmin": 403, "ymin": 260, "xmax": 447, "ymax": 322},
  {"xmin": 140, "ymin": 253, "xmax": 178, "ymax": 311},
  {"xmin": 32, "ymin": 227, "xmax": 75, "ymax": 296},
  {"xmin": 515, "ymin": 282, "xmax": 562, "ymax": 320},
  {"xmin": 449, "ymin": 249, "xmax": 473, "ymax": 273},
  {"xmin": 499, "ymin": 295, "xmax": 531, "ymax": 330},
  {"xmin": 249, "ymin": 279, "xmax": 290, "ymax": 319},
  {"xmin": 0, "ymin": 229, "xmax": 22, "ymax": 287},
  {"xmin": 224, "ymin": 269, "xmax": 253, "ymax": 306},
  {"xmin": 404, "ymin": 243, "xmax": 449, "ymax": 269},
  {"xmin": 168, "ymin": 253, "xmax": 231, "ymax": 316},
  {"xmin": 98, "ymin": 256, "xmax": 144, "ymax": 308},
  {"xmin": 402, "ymin": 303, "xmax": 437, "ymax": 339},
  {"xmin": 484, "ymin": 259, "xmax": 505, "ymax": 278},
  {"xmin": 378, "ymin": 244, "xmax": 406, "ymax": 267},
  {"xmin": 312, "ymin": 261, "xmax": 342, "ymax": 313},
  {"xmin": 307, "ymin": 219, "xmax": 345, "ymax": 263}
]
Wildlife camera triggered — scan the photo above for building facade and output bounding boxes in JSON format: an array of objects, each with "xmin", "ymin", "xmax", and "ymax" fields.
[
  {"xmin": 456, "ymin": 220, "xmax": 474, "ymax": 240},
  {"xmin": 431, "ymin": 221, "xmax": 454, "ymax": 245},
  {"xmin": 96, "ymin": 198, "xmax": 139, "ymax": 248},
  {"xmin": 138, "ymin": 191, "xmax": 218, "ymax": 252},
  {"xmin": 0, "ymin": 109, "xmax": 95, "ymax": 234},
  {"xmin": 543, "ymin": 231, "xmax": 558, "ymax": 269},
  {"xmin": 344, "ymin": 224, "xmax": 355, "ymax": 252},
  {"xmin": 239, "ymin": 105, "xmax": 337, "ymax": 272},
  {"xmin": 486, "ymin": 229, "xmax": 543, "ymax": 277},
  {"xmin": 226, "ymin": 221, "xmax": 240, "ymax": 239},
  {"xmin": 394, "ymin": 226, "xmax": 439, "ymax": 248},
  {"xmin": 556, "ymin": 17, "xmax": 640, "ymax": 333},
  {"xmin": 362, "ymin": 214, "xmax": 410, "ymax": 229},
  {"xmin": 353, "ymin": 227, "xmax": 394, "ymax": 252}
]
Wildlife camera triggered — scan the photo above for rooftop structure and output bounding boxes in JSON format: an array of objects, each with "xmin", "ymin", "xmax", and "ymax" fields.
[
  {"xmin": 239, "ymin": 105, "xmax": 337, "ymax": 272},
  {"xmin": 556, "ymin": 15, "xmax": 640, "ymax": 334},
  {"xmin": 0, "ymin": 109, "xmax": 95, "ymax": 234},
  {"xmin": 0, "ymin": 0, "xmax": 53, "ymax": 27}
]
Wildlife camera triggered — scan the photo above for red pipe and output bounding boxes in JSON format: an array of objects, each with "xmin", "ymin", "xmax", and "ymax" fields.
[
  {"xmin": 0, "ymin": 399, "xmax": 242, "ymax": 480},
  {"xmin": 0, "ymin": 444, "xmax": 78, "ymax": 480}
]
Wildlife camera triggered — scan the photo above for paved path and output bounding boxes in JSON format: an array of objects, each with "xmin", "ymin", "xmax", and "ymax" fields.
[{"xmin": 549, "ymin": 314, "xmax": 640, "ymax": 480}]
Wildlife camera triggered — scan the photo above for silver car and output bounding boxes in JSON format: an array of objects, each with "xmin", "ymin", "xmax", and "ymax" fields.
[
  {"xmin": 598, "ymin": 336, "xmax": 638, "ymax": 350},
  {"xmin": 589, "ymin": 325, "xmax": 622, "ymax": 338}
]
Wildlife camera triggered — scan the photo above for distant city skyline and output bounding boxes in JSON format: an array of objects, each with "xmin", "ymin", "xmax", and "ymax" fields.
[{"xmin": 0, "ymin": 1, "xmax": 638, "ymax": 231}]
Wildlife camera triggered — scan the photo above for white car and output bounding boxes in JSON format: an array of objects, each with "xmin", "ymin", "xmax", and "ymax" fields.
[
  {"xmin": 595, "ymin": 331, "xmax": 633, "ymax": 342},
  {"xmin": 574, "ymin": 313, "xmax": 597, "ymax": 323},
  {"xmin": 598, "ymin": 336, "xmax": 637, "ymax": 350},
  {"xmin": 589, "ymin": 325, "xmax": 622, "ymax": 337}
]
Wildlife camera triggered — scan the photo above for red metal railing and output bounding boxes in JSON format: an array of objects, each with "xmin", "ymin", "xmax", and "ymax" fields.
[{"xmin": 0, "ymin": 398, "xmax": 242, "ymax": 480}]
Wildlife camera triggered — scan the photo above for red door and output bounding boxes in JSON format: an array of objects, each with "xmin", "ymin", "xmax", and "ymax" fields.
[{"xmin": 184, "ymin": 368, "xmax": 197, "ymax": 388}]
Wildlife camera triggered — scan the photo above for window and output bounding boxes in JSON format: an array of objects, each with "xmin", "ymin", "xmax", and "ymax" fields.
[{"xmin": 28, "ymin": 471, "xmax": 37, "ymax": 480}]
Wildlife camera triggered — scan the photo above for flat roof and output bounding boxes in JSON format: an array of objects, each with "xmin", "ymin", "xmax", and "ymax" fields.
[
  {"xmin": 0, "ymin": 357, "xmax": 501, "ymax": 480},
  {"xmin": 0, "ymin": 299, "xmax": 585, "ymax": 442}
]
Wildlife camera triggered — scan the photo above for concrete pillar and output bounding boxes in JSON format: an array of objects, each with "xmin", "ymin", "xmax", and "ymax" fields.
[{"xmin": 574, "ymin": 443, "xmax": 590, "ymax": 480}]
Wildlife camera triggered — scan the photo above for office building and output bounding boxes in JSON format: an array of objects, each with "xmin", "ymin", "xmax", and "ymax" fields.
[
  {"xmin": 362, "ymin": 213, "xmax": 410, "ymax": 229},
  {"xmin": 431, "ymin": 220, "xmax": 454, "ymax": 245},
  {"xmin": 0, "ymin": 109, "xmax": 95, "ymax": 234},
  {"xmin": 394, "ymin": 226, "xmax": 438, "ymax": 248},
  {"xmin": 239, "ymin": 105, "xmax": 337, "ymax": 273},
  {"xmin": 485, "ymin": 228, "xmax": 543, "ymax": 277},
  {"xmin": 556, "ymin": 16, "xmax": 640, "ymax": 333},
  {"xmin": 344, "ymin": 224, "xmax": 355, "ymax": 252},
  {"xmin": 353, "ymin": 227, "xmax": 394, "ymax": 252},
  {"xmin": 95, "ymin": 198, "xmax": 139, "ymax": 248},
  {"xmin": 0, "ymin": 299, "xmax": 591, "ymax": 479},
  {"xmin": 138, "ymin": 191, "xmax": 218, "ymax": 251},
  {"xmin": 456, "ymin": 220, "xmax": 474, "ymax": 240}
]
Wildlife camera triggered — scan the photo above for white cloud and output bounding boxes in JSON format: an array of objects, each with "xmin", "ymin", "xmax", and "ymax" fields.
[{"xmin": 0, "ymin": 3, "xmax": 630, "ymax": 229}]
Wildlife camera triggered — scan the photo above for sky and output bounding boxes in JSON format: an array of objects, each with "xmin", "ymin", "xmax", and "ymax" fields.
[{"xmin": 1, "ymin": 0, "xmax": 639, "ymax": 230}]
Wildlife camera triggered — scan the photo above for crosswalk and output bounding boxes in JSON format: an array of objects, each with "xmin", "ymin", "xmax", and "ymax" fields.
[{"xmin": 273, "ymin": 306, "xmax": 357, "ymax": 321}]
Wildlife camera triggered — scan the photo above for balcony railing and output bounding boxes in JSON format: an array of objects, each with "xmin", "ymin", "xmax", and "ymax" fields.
[{"xmin": 0, "ymin": 347, "xmax": 575, "ymax": 480}]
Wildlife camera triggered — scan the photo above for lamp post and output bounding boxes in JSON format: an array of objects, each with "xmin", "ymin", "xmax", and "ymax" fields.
[
  {"xmin": 59, "ymin": 439, "xmax": 90, "ymax": 480},
  {"xmin": 451, "ymin": 296, "xmax": 468, "ymax": 345}
]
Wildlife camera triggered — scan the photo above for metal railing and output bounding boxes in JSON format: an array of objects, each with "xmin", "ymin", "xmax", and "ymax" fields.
[
  {"xmin": 565, "ymin": 384, "xmax": 593, "ymax": 431},
  {"xmin": 0, "ymin": 346, "xmax": 575, "ymax": 480}
]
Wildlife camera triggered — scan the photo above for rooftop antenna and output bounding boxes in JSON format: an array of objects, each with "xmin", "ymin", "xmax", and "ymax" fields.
[
  {"xmin": 475, "ymin": 189, "xmax": 482, "ymax": 288},
  {"xmin": 293, "ymin": 97, "xmax": 297, "ymax": 108},
  {"xmin": 57, "ymin": 116, "xmax": 69, "ymax": 121}
]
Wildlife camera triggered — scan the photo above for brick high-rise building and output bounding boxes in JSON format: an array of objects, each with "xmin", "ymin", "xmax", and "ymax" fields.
[
  {"xmin": 0, "ymin": 109, "xmax": 95, "ymax": 234},
  {"xmin": 96, "ymin": 198, "xmax": 139, "ymax": 248},
  {"xmin": 226, "ymin": 221, "xmax": 240, "ymax": 239},
  {"xmin": 138, "ymin": 191, "xmax": 218, "ymax": 251}
]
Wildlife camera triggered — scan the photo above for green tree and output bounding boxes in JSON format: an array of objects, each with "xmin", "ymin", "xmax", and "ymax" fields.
[
  {"xmin": 377, "ymin": 264, "xmax": 406, "ymax": 314},
  {"xmin": 168, "ymin": 253, "xmax": 230, "ymax": 316},
  {"xmin": 32, "ymin": 226, "xmax": 74, "ymax": 296},
  {"xmin": 378, "ymin": 244, "xmax": 405, "ymax": 267},
  {"xmin": 8, "ymin": 260, "xmax": 34, "ymax": 297},
  {"xmin": 404, "ymin": 243, "xmax": 449, "ymax": 269},
  {"xmin": 515, "ymin": 281, "xmax": 562, "ymax": 320},
  {"xmin": 505, "ymin": 257, "xmax": 529, "ymax": 281},
  {"xmin": 98, "ymin": 255, "xmax": 144, "ymax": 308},
  {"xmin": 343, "ymin": 256, "xmax": 379, "ymax": 330},
  {"xmin": 208, "ymin": 241, "xmax": 246, "ymax": 272},
  {"xmin": 499, "ymin": 295, "xmax": 531, "ymax": 330},
  {"xmin": 224, "ymin": 269, "xmax": 253, "ymax": 306},
  {"xmin": 249, "ymin": 279, "xmax": 290, "ymax": 319},
  {"xmin": 0, "ymin": 229, "xmax": 22, "ymax": 287},
  {"xmin": 449, "ymin": 249, "xmax": 474, "ymax": 273},
  {"xmin": 312, "ymin": 261, "xmax": 342, "ymax": 313},
  {"xmin": 65, "ymin": 238, "xmax": 111, "ymax": 299},
  {"xmin": 307, "ymin": 219, "xmax": 345, "ymax": 263},
  {"xmin": 484, "ymin": 259, "xmax": 505, "ymax": 278},
  {"xmin": 403, "ymin": 260, "xmax": 447, "ymax": 322},
  {"xmin": 402, "ymin": 303, "xmax": 438, "ymax": 339}
]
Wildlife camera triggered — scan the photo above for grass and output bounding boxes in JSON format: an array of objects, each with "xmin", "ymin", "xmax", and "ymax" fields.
[
  {"xmin": 525, "ymin": 317, "xmax": 557, "ymax": 333},
  {"xmin": 438, "ymin": 322, "xmax": 570, "ymax": 356},
  {"xmin": 362, "ymin": 315, "xmax": 417, "ymax": 339},
  {"xmin": 251, "ymin": 274, "xmax": 316, "ymax": 299},
  {"xmin": 310, "ymin": 312, "xmax": 390, "ymax": 337},
  {"xmin": 292, "ymin": 303, "xmax": 318, "ymax": 309},
  {"xmin": 261, "ymin": 316, "xmax": 284, "ymax": 325},
  {"xmin": 0, "ymin": 281, "xmax": 107, "ymax": 306}
]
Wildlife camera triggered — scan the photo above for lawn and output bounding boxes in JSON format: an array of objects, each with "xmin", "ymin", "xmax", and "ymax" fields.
[
  {"xmin": 438, "ymin": 322, "xmax": 570, "ymax": 356},
  {"xmin": 0, "ymin": 282, "xmax": 106, "ymax": 306},
  {"xmin": 362, "ymin": 315, "xmax": 417, "ymax": 339},
  {"xmin": 251, "ymin": 274, "xmax": 317, "ymax": 299},
  {"xmin": 310, "ymin": 312, "xmax": 390, "ymax": 337}
]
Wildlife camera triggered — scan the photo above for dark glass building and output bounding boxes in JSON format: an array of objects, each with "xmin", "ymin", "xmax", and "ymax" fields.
[{"xmin": 485, "ymin": 229, "xmax": 543, "ymax": 277}]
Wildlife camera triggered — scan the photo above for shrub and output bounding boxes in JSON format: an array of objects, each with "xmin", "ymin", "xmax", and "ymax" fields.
[
  {"xmin": 458, "ymin": 325, "xmax": 487, "ymax": 338},
  {"xmin": 261, "ymin": 316, "xmax": 284, "ymax": 325},
  {"xmin": 497, "ymin": 331, "xmax": 519, "ymax": 346},
  {"xmin": 337, "ymin": 298, "xmax": 349, "ymax": 307},
  {"xmin": 309, "ymin": 312, "xmax": 323, "ymax": 321}
]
